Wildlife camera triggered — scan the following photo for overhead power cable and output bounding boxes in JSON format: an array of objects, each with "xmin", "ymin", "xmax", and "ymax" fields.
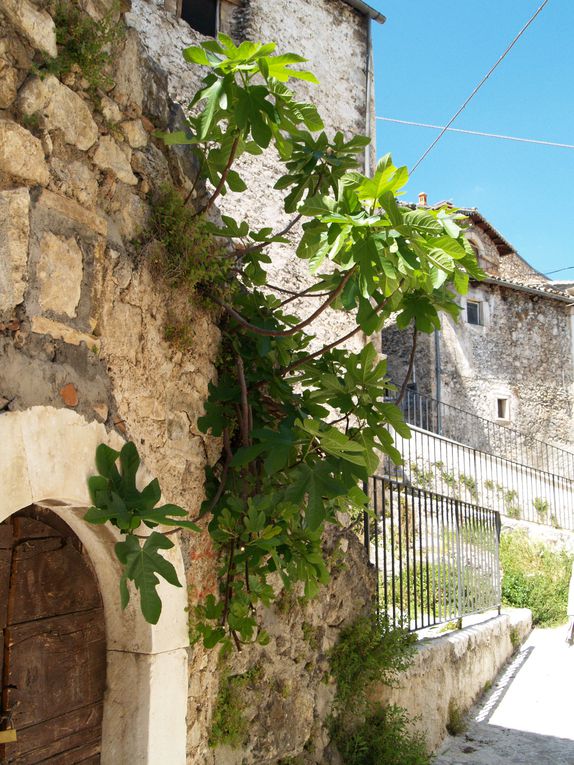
[
  {"xmin": 545, "ymin": 266, "xmax": 574, "ymax": 275},
  {"xmin": 410, "ymin": 0, "xmax": 551, "ymax": 174},
  {"xmin": 376, "ymin": 117, "xmax": 574, "ymax": 151}
]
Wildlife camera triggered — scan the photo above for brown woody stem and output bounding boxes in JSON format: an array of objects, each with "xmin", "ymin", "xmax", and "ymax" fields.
[
  {"xmin": 194, "ymin": 134, "xmax": 240, "ymax": 217},
  {"xmin": 215, "ymin": 267, "xmax": 355, "ymax": 338}
]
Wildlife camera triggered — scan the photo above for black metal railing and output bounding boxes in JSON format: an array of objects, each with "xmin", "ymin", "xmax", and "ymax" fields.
[
  {"xmin": 382, "ymin": 425, "xmax": 574, "ymax": 531},
  {"xmin": 365, "ymin": 476, "xmax": 501, "ymax": 632},
  {"xmin": 402, "ymin": 390, "xmax": 574, "ymax": 480}
]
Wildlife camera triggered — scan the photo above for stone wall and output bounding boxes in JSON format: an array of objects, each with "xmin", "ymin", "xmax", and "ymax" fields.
[
  {"xmin": 438, "ymin": 282, "xmax": 574, "ymax": 451},
  {"xmin": 0, "ymin": 1, "xmax": 377, "ymax": 762},
  {"xmin": 498, "ymin": 250, "xmax": 544, "ymax": 282},
  {"xmin": 373, "ymin": 609, "xmax": 532, "ymax": 752},
  {"xmin": 382, "ymin": 280, "xmax": 574, "ymax": 454},
  {"xmin": 126, "ymin": 0, "xmax": 372, "ymax": 355}
]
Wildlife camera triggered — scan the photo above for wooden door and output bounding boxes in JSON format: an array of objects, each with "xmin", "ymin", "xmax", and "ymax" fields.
[{"xmin": 0, "ymin": 506, "xmax": 106, "ymax": 764}]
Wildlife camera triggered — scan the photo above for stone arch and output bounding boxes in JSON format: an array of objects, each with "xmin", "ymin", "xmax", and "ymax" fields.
[{"xmin": 0, "ymin": 406, "xmax": 189, "ymax": 764}]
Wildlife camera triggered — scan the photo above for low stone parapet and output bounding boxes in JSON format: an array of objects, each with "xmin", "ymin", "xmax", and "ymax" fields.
[{"xmin": 372, "ymin": 608, "xmax": 532, "ymax": 752}]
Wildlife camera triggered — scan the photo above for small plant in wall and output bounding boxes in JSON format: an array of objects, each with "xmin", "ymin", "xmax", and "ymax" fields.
[
  {"xmin": 87, "ymin": 35, "xmax": 484, "ymax": 640},
  {"xmin": 85, "ymin": 442, "xmax": 199, "ymax": 624}
]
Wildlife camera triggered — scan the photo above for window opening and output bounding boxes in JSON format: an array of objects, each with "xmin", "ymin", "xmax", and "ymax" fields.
[
  {"xmin": 180, "ymin": 0, "xmax": 218, "ymax": 36},
  {"xmin": 497, "ymin": 398, "xmax": 509, "ymax": 420},
  {"xmin": 466, "ymin": 300, "xmax": 482, "ymax": 326}
]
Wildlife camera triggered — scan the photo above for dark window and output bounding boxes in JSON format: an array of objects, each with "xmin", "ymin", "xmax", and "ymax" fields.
[
  {"xmin": 180, "ymin": 0, "xmax": 218, "ymax": 36},
  {"xmin": 466, "ymin": 300, "xmax": 482, "ymax": 325}
]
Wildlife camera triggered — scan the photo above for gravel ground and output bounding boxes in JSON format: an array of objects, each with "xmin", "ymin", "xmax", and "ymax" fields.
[{"xmin": 433, "ymin": 625, "xmax": 574, "ymax": 765}]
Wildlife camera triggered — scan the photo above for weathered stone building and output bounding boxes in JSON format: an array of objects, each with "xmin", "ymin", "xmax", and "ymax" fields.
[
  {"xmin": 0, "ymin": 0, "xmax": 385, "ymax": 762},
  {"xmin": 382, "ymin": 202, "xmax": 574, "ymax": 456}
]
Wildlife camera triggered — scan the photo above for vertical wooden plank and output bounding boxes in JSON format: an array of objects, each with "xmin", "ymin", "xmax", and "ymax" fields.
[
  {"xmin": 1, "ymin": 508, "xmax": 105, "ymax": 765},
  {"xmin": 0, "ymin": 523, "xmax": 13, "ymax": 630}
]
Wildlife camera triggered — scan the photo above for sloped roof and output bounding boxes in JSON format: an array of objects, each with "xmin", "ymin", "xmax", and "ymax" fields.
[
  {"xmin": 342, "ymin": 0, "xmax": 386, "ymax": 23},
  {"xmin": 414, "ymin": 200, "xmax": 571, "ymax": 303},
  {"xmin": 479, "ymin": 275, "xmax": 574, "ymax": 304},
  {"xmin": 458, "ymin": 208, "xmax": 516, "ymax": 257},
  {"xmin": 430, "ymin": 202, "xmax": 516, "ymax": 258}
]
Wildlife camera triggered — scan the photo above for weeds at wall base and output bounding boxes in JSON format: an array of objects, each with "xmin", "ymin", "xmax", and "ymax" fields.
[
  {"xmin": 328, "ymin": 614, "xmax": 429, "ymax": 764},
  {"xmin": 446, "ymin": 701, "xmax": 466, "ymax": 736}
]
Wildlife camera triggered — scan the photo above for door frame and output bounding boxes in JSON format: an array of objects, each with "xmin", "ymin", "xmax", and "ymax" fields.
[{"xmin": 0, "ymin": 407, "xmax": 189, "ymax": 765}]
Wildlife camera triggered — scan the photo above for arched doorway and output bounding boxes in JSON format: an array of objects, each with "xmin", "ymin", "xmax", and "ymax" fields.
[
  {"xmin": 1, "ymin": 505, "xmax": 106, "ymax": 764},
  {"xmin": 0, "ymin": 407, "xmax": 190, "ymax": 764}
]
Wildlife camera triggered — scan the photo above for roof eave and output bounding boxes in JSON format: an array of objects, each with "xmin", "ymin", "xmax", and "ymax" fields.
[
  {"xmin": 342, "ymin": 0, "xmax": 386, "ymax": 23},
  {"xmin": 479, "ymin": 276, "xmax": 574, "ymax": 304}
]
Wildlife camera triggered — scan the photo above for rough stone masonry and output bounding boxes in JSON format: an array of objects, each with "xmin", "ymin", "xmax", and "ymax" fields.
[{"xmin": 0, "ymin": 0, "xmax": 377, "ymax": 762}]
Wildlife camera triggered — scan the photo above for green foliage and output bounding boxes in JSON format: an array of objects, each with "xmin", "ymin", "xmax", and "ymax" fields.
[
  {"xmin": 409, "ymin": 461, "xmax": 434, "ymax": 489},
  {"xmin": 500, "ymin": 530, "xmax": 573, "ymax": 625},
  {"xmin": 328, "ymin": 615, "xmax": 426, "ymax": 764},
  {"xmin": 334, "ymin": 705, "xmax": 430, "ymax": 765},
  {"xmin": 509, "ymin": 626, "xmax": 520, "ymax": 650},
  {"xmin": 209, "ymin": 664, "xmax": 263, "ymax": 748},
  {"xmin": 147, "ymin": 185, "xmax": 231, "ymax": 295},
  {"xmin": 446, "ymin": 701, "xmax": 466, "ymax": 736},
  {"xmin": 85, "ymin": 442, "xmax": 199, "ymax": 623},
  {"xmin": 40, "ymin": 1, "xmax": 124, "ymax": 92},
  {"xmin": 19, "ymin": 111, "xmax": 41, "ymax": 135},
  {"xmin": 153, "ymin": 34, "xmax": 481, "ymax": 648},
  {"xmin": 533, "ymin": 497, "xmax": 549, "ymax": 520},
  {"xmin": 330, "ymin": 614, "xmax": 416, "ymax": 711},
  {"xmin": 458, "ymin": 473, "xmax": 477, "ymax": 499},
  {"xmin": 302, "ymin": 621, "xmax": 320, "ymax": 650},
  {"xmin": 502, "ymin": 489, "xmax": 521, "ymax": 519}
]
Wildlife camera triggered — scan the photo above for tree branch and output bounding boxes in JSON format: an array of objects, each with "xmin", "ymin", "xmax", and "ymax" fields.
[
  {"xmin": 233, "ymin": 173, "xmax": 324, "ymax": 258},
  {"xmin": 200, "ymin": 427, "xmax": 232, "ymax": 518},
  {"xmin": 266, "ymin": 283, "xmax": 331, "ymax": 301},
  {"xmin": 394, "ymin": 325, "xmax": 418, "ymax": 406},
  {"xmin": 280, "ymin": 286, "xmax": 402, "ymax": 376},
  {"xmin": 220, "ymin": 539, "xmax": 236, "ymax": 628},
  {"xmin": 236, "ymin": 355, "xmax": 251, "ymax": 447},
  {"xmin": 184, "ymin": 152, "xmax": 206, "ymax": 207},
  {"xmin": 215, "ymin": 267, "xmax": 355, "ymax": 338},
  {"xmin": 194, "ymin": 134, "xmax": 240, "ymax": 217}
]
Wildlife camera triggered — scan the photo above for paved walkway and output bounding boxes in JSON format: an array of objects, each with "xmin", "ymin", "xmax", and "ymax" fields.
[{"xmin": 434, "ymin": 625, "xmax": 574, "ymax": 764}]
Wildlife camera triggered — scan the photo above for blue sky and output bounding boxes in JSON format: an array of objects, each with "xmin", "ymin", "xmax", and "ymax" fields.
[{"xmin": 372, "ymin": 1, "xmax": 574, "ymax": 278}]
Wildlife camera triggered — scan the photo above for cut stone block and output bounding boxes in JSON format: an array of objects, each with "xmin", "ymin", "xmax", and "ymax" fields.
[
  {"xmin": 0, "ymin": 188, "xmax": 30, "ymax": 317},
  {"xmin": 0, "ymin": 120, "xmax": 49, "ymax": 185},
  {"xmin": 37, "ymin": 232, "xmax": 83, "ymax": 318},
  {"xmin": 18, "ymin": 75, "xmax": 99, "ymax": 151}
]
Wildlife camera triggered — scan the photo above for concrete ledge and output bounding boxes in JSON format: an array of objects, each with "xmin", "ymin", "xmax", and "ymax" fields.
[{"xmin": 372, "ymin": 608, "xmax": 532, "ymax": 752}]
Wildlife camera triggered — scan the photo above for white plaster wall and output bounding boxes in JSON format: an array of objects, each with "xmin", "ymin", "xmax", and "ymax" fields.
[{"xmin": 126, "ymin": 0, "xmax": 371, "ymax": 353}]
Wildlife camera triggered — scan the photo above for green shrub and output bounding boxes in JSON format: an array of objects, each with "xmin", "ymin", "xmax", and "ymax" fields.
[
  {"xmin": 41, "ymin": 1, "xmax": 124, "ymax": 92},
  {"xmin": 335, "ymin": 705, "xmax": 430, "ymax": 765},
  {"xmin": 330, "ymin": 614, "xmax": 417, "ymax": 709},
  {"xmin": 208, "ymin": 664, "xmax": 263, "ymax": 748},
  {"xmin": 533, "ymin": 497, "xmax": 549, "ymax": 521},
  {"xmin": 500, "ymin": 530, "xmax": 573, "ymax": 626},
  {"xmin": 147, "ymin": 185, "xmax": 231, "ymax": 295},
  {"xmin": 329, "ymin": 614, "xmax": 426, "ymax": 764},
  {"xmin": 382, "ymin": 560, "xmax": 498, "ymax": 624},
  {"xmin": 446, "ymin": 701, "xmax": 466, "ymax": 735}
]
